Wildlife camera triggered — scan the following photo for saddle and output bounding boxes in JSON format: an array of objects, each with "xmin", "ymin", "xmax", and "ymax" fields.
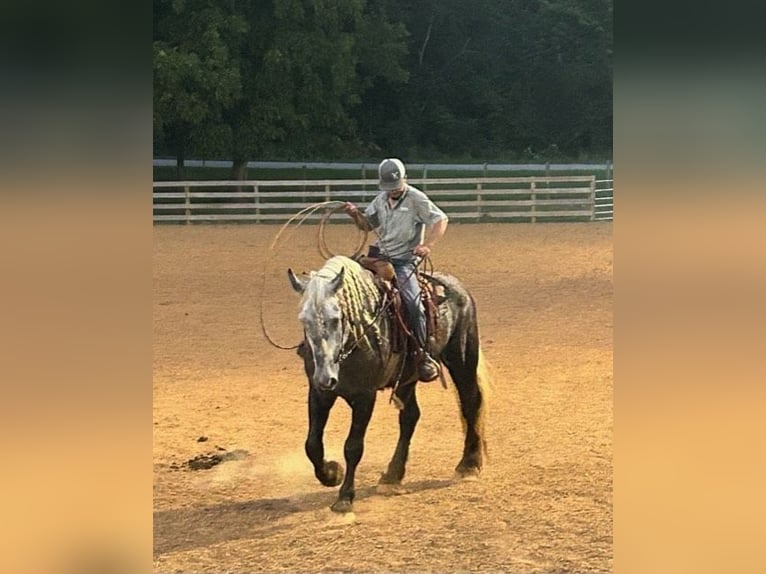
[{"xmin": 356, "ymin": 255, "xmax": 445, "ymax": 355}]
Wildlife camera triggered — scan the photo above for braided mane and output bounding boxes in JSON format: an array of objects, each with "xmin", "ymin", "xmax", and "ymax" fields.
[{"xmin": 302, "ymin": 256, "xmax": 383, "ymax": 343}]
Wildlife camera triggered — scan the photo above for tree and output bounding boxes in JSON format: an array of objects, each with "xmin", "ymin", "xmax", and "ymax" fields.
[
  {"xmin": 224, "ymin": 0, "xmax": 409, "ymax": 178},
  {"xmin": 153, "ymin": 0, "xmax": 247, "ymax": 177},
  {"xmin": 153, "ymin": 0, "xmax": 612, "ymax": 168},
  {"xmin": 153, "ymin": 0, "xmax": 410, "ymax": 178},
  {"xmin": 359, "ymin": 0, "xmax": 612, "ymax": 160}
]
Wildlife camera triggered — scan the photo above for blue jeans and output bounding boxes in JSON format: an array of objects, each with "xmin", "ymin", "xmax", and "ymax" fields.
[{"xmin": 392, "ymin": 260, "xmax": 427, "ymax": 348}]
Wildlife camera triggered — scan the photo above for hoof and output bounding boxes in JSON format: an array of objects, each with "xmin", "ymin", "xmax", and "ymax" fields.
[
  {"xmin": 378, "ymin": 471, "xmax": 403, "ymax": 486},
  {"xmin": 320, "ymin": 461, "xmax": 344, "ymax": 487},
  {"xmin": 330, "ymin": 498, "xmax": 353, "ymax": 513},
  {"xmin": 454, "ymin": 465, "xmax": 481, "ymax": 481}
]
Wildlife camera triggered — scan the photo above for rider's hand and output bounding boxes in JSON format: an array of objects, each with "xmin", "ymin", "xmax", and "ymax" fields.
[
  {"xmin": 344, "ymin": 202, "xmax": 358, "ymax": 215},
  {"xmin": 413, "ymin": 244, "xmax": 432, "ymax": 257}
]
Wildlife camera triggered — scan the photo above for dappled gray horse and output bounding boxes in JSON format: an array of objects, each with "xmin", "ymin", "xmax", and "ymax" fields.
[{"xmin": 288, "ymin": 255, "xmax": 489, "ymax": 513}]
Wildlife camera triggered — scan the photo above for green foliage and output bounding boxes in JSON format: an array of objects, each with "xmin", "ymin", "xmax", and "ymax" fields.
[
  {"xmin": 153, "ymin": 0, "xmax": 249, "ymax": 173},
  {"xmin": 372, "ymin": 0, "xmax": 612, "ymax": 159},
  {"xmin": 153, "ymin": 0, "xmax": 612, "ymax": 172}
]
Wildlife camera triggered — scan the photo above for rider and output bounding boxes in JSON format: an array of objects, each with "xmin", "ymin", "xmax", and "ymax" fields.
[{"xmin": 344, "ymin": 158, "xmax": 448, "ymax": 382}]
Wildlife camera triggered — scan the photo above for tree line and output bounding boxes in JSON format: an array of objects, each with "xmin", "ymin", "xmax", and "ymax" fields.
[{"xmin": 153, "ymin": 0, "xmax": 612, "ymax": 179}]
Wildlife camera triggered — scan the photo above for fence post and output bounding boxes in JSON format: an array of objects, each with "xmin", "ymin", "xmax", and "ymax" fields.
[
  {"xmin": 476, "ymin": 181, "xmax": 482, "ymax": 223},
  {"xmin": 531, "ymin": 179, "xmax": 537, "ymax": 223},
  {"xmin": 589, "ymin": 176, "xmax": 596, "ymax": 221},
  {"xmin": 254, "ymin": 183, "xmax": 260, "ymax": 223},
  {"xmin": 422, "ymin": 164, "xmax": 428, "ymax": 192},
  {"xmin": 184, "ymin": 185, "xmax": 191, "ymax": 225}
]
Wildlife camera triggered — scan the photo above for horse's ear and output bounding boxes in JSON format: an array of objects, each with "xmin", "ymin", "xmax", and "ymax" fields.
[
  {"xmin": 328, "ymin": 266, "xmax": 345, "ymax": 294},
  {"xmin": 287, "ymin": 268, "xmax": 307, "ymax": 293}
]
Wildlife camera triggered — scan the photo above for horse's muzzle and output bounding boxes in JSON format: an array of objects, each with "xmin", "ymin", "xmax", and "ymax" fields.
[{"xmin": 316, "ymin": 376, "xmax": 339, "ymax": 392}]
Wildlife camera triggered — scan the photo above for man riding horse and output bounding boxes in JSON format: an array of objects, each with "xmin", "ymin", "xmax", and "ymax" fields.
[{"xmin": 344, "ymin": 158, "xmax": 448, "ymax": 382}]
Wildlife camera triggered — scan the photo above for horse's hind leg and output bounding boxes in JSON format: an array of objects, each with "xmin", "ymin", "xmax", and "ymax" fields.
[
  {"xmin": 379, "ymin": 383, "xmax": 420, "ymax": 485},
  {"xmin": 305, "ymin": 387, "xmax": 343, "ymax": 487},
  {"xmin": 443, "ymin": 322, "xmax": 487, "ymax": 479}
]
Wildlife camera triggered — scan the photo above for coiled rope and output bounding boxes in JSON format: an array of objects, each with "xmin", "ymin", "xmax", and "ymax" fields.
[
  {"xmin": 260, "ymin": 201, "xmax": 368, "ymax": 350},
  {"xmin": 260, "ymin": 199, "xmax": 432, "ymax": 352}
]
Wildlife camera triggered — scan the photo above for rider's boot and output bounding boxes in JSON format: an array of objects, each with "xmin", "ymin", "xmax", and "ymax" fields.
[{"xmin": 416, "ymin": 348, "xmax": 440, "ymax": 382}]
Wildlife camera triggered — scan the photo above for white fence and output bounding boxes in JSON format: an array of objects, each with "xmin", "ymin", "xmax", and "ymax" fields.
[
  {"xmin": 153, "ymin": 175, "xmax": 614, "ymax": 224},
  {"xmin": 594, "ymin": 179, "xmax": 614, "ymax": 221}
]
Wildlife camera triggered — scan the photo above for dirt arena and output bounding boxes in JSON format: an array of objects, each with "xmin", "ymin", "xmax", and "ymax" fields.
[{"xmin": 153, "ymin": 221, "xmax": 613, "ymax": 573}]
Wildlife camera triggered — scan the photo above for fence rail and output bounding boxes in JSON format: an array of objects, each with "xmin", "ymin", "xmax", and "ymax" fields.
[
  {"xmin": 594, "ymin": 179, "xmax": 614, "ymax": 221},
  {"xmin": 153, "ymin": 176, "xmax": 614, "ymax": 224},
  {"xmin": 153, "ymin": 158, "xmax": 613, "ymax": 174}
]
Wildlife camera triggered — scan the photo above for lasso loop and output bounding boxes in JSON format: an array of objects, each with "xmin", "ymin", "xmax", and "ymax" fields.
[
  {"xmin": 261, "ymin": 200, "xmax": 368, "ymax": 351},
  {"xmin": 317, "ymin": 203, "xmax": 368, "ymax": 260}
]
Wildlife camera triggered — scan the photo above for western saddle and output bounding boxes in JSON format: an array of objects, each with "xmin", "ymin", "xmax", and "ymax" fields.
[{"xmin": 355, "ymin": 255, "xmax": 445, "ymax": 358}]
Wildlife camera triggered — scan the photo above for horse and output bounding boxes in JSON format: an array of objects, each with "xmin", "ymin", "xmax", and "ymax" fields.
[{"xmin": 287, "ymin": 255, "xmax": 489, "ymax": 513}]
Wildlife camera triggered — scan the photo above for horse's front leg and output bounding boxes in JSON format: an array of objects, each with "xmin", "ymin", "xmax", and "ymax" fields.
[
  {"xmin": 305, "ymin": 386, "xmax": 343, "ymax": 487},
  {"xmin": 380, "ymin": 383, "xmax": 420, "ymax": 485},
  {"xmin": 332, "ymin": 392, "xmax": 376, "ymax": 513}
]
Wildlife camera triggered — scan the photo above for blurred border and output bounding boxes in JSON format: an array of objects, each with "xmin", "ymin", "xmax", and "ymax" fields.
[
  {"xmin": 616, "ymin": 2, "xmax": 766, "ymax": 572},
  {"xmin": 0, "ymin": 2, "xmax": 151, "ymax": 573},
  {"xmin": 2, "ymin": 1, "xmax": 765, "ymax": 572}
]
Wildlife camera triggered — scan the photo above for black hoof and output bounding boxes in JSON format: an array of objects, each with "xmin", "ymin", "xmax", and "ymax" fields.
[
  {"xmin": 320, "ymin": 460, "xmax": 344, "ymax": 487},
  {"xmin": 330, "ymin": 498, "xmax": 353, "ymax": 513}
]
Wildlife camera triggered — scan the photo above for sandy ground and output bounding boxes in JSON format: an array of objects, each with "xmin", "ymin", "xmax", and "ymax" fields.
[{"xmin": 153, "ymin": 221, "xmax": 613, "ymax": 573}]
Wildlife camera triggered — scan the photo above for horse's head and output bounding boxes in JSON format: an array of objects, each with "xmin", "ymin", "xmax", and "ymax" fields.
[{"xmin": 288, "ymin": 266, "xmax": 347, "ymax": 392}]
